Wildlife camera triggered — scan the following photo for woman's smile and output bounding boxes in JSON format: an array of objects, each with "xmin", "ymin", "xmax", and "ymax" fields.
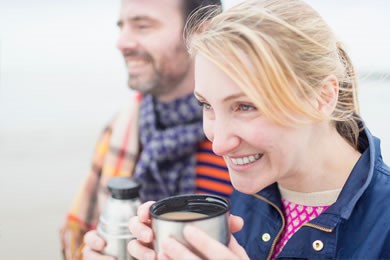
[{"xmin": 230, "ymin": 153, "xmax": 262, "ymax": 165}]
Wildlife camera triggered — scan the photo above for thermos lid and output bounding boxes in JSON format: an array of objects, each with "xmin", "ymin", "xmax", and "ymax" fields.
[{"xmin": 107, "ymin": 177, "xmax": 141, "ymax": 200}]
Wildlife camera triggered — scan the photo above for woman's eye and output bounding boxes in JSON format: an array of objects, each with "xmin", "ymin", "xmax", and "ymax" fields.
[
  {"xmin": 197, "ymin": 100, "xmax": 212, "ymax": 111},
  {"xmin": 202, "ymin": 103, "xmax": 212, "ymax": 111},
  {"xmin": 237, "ymin": 103, "xmax": 256, "ymax": 111}
]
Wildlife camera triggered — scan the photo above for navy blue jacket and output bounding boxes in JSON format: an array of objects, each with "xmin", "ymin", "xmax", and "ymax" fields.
[{"xmin": 231, "ymin": 128, "xmax": 390, "ymax": 259}]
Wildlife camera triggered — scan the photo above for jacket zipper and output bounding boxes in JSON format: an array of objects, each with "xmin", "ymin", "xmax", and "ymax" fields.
[
  {"xmin": 252, "ymin": 194, "xmax": 285, "ymax": 260},
  {"xmin": 301, "ymin": 222, "xmax": 333, "ymax": 233}
]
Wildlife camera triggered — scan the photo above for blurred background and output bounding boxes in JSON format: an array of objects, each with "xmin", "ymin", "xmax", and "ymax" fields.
[{"xmin": 0, "ymin": 0, "xmax": 389, "ymax": 259}]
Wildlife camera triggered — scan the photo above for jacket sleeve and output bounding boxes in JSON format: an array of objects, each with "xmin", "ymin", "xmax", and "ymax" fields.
[{"xmin": 59, "ymin": 124, "xmax": 113, "ymax": 260}]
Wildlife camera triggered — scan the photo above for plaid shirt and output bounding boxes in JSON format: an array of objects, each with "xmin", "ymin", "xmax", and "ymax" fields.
[{"xmin": 60, "ymin": 93, "xmax": 232, "ymax": 259}]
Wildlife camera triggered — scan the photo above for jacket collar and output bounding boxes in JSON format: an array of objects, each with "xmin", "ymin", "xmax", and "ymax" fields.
[
  {"xmin": 256, "ymin": 127, "xmax": 382, "ymax": 229},
  {"xmin": 326, "ymin": 127, "xmax": 379, "ymax": 220}
]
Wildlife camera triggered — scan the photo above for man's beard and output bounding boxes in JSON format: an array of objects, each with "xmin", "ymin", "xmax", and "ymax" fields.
[
  {"xmin": 124, "ymin": 43, "xmax": 191, "ymax": 98},
  {"xmin": 127, "ymin": 63, "xmax": 167, "ymax": 96},
  {"xmin": 127, "ymin": 58, "xmax": 190, "ymax": 98}
]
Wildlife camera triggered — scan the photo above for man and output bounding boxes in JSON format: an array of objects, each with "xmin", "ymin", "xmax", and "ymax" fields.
[{"xmin": 60, "ymin": 0, "xmax": 231, "ymax": 259}]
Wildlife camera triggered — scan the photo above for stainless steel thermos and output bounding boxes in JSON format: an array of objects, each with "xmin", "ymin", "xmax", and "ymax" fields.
[{"xmin": 97, "ymin": 177, "xmax": 141, "ymax": 260}]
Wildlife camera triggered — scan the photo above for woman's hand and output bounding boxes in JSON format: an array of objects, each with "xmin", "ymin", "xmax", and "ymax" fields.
[
  {"xmin": 158, "ymin": 215, "xmax": 249, "ymax": 260},
  {"xmin": 82, "ymin": 230, "xmax": 115, "ymax": 260},
  {"xmin": 127, "ymin": 201, "xmax": 157, "ymax": 260}
]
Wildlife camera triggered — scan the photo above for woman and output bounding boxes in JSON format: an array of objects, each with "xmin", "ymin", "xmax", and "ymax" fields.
[{"xmin": 127, "ymin": 0, "xmax": 390, "ymax": 259}]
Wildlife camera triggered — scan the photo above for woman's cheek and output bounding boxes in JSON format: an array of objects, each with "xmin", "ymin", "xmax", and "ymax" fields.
[{"xmin": 203, "ymin": 119, "xmax": 214, "ymax": 142}]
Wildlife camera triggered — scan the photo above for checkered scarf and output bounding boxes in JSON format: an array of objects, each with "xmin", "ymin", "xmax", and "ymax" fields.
[
  {"xmin": 134, "ymin": 94, "xmax": 205, "ymax": 201},
  {"xmin": 60, "ymin": 93, "xmax": 205, "ymax": 259}
]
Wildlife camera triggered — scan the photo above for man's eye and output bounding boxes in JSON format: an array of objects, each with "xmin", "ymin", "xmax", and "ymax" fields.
[
  {"xmin": 134, "ymin": 21, "xmax": 153, "ymax": 31},
  {"xmin": 136, "ymin": 24, "xmax": 152, "ymax": 30}
]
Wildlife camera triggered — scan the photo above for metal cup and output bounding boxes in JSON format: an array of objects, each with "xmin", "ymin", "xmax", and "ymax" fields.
[{"xmin": 150, "ymin": 194, "xmax": 230, "ymax": 254}]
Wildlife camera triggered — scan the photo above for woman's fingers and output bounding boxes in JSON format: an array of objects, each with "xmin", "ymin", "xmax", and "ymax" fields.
[
  {"xmin": 127, "ymin": 202, "xmax": 247, "ymax": 259},
  {"xmin": 83, "ymin": 230, "xmax": 106, "ymax": 251},
  {"xmin": 228, "ymin": 235, "xmax": 250, "ymax": 259},
  {"xmin": 183, "ymin": 225, "xmax": 242, "ymax": 259},
  {"xmin": 82, "ymin": 230, "xmax": 115, "ymax": 260},
  {"xmin": 128, "ymin": 215, "xmax": 154, "ymax": 243},
  {"xmin": 128, "ymin": 201, "xmax": 156, "ymax": 243},
  {"xmin": 138, "ymin": 201, "xmax": 155, "ymax": 224},
  {"xmin": 82, "ymin": 246, "xmax": 115, "ymax": 260},
  {"xmin": 128, "ymin": 238, "xmax": 157, "ymax": 260},
  {"xmin": 229, "ymin": 214, "xmax": 244, "ymax": 233},
  {"xmin": 158, "ymin": 214, "xmax": 247, "ymax": 259},
  {"xmin": 127, "ymin": 201, "xmax": 158, "ymax": 259},
  {"xmin": 160, "ymin": 236, "xmax": 202, "ymax": 260},
  {"xmin": 158, "ymin": 225, "xmax": 245, "ymax": 260}
]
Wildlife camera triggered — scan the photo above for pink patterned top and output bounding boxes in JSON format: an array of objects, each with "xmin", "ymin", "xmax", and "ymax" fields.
[{"xmin": 272, "ymin": 185, "xmax": 342, "ymax": 259}]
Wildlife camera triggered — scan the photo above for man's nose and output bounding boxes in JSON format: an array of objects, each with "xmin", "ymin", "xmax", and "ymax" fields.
[{"xmin": 116, "ymin": 29, "xmax": 138, "ymax": 52}]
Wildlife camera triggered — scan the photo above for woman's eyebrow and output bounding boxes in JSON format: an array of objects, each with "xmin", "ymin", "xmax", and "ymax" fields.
[{"xmin": 194, "ymin": 91, "xmax": 246, "ymax": 102}]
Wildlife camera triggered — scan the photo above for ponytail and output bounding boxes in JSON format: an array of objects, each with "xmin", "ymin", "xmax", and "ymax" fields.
[{"xmin": 335, "ymin": 42, "xmax": 361, "ymax": 148}]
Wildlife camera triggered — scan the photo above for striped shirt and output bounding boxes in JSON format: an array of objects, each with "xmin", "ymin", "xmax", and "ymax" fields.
[{"xmin": 196, "ymin": 141, "xmax": 232, "ymax": 198}]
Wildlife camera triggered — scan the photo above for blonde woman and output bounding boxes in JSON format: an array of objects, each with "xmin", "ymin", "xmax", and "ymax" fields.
[{"xmin": 127, "ymin": 0, "xmax": 390, "ymax": 259}]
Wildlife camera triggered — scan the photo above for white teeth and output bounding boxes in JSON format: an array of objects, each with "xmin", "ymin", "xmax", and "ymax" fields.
[
  {"xmin": 127, "ymin": 60, "xmax": 146, "ymax": 67},
  {"xmin": 231, "ymin": 154, "xmax": 261, "ymax": 165}
]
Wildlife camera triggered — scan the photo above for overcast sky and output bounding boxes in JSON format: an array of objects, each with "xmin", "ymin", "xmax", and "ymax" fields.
[
  {"xmin": 0, "ymin": 0, "xmax": 389, "ymax": 131},
  {"xmin": 223, "ymin": 0, "xmax": 390, "ymax": 72}
]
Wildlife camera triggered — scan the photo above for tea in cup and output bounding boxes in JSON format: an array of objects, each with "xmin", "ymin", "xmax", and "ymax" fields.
[{"xmin": 150, "ymin": 194, "xmax": 230, "ymax": 254}]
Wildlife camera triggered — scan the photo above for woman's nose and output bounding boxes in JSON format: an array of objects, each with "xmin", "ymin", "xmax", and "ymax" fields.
[{"xmin": 206, "ymin": 119, "xmax": 239, "ymax": 157}]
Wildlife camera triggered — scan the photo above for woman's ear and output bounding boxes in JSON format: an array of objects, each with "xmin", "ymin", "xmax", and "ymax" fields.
[{"xmin": 316, "ymin": 74, "xmax": 339, "ymax": 116}]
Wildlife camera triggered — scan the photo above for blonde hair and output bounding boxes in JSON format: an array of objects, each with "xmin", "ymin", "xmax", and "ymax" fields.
[{"xmin": 186, "ymin": 0, "xmax": 361, "ymax": 147}]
